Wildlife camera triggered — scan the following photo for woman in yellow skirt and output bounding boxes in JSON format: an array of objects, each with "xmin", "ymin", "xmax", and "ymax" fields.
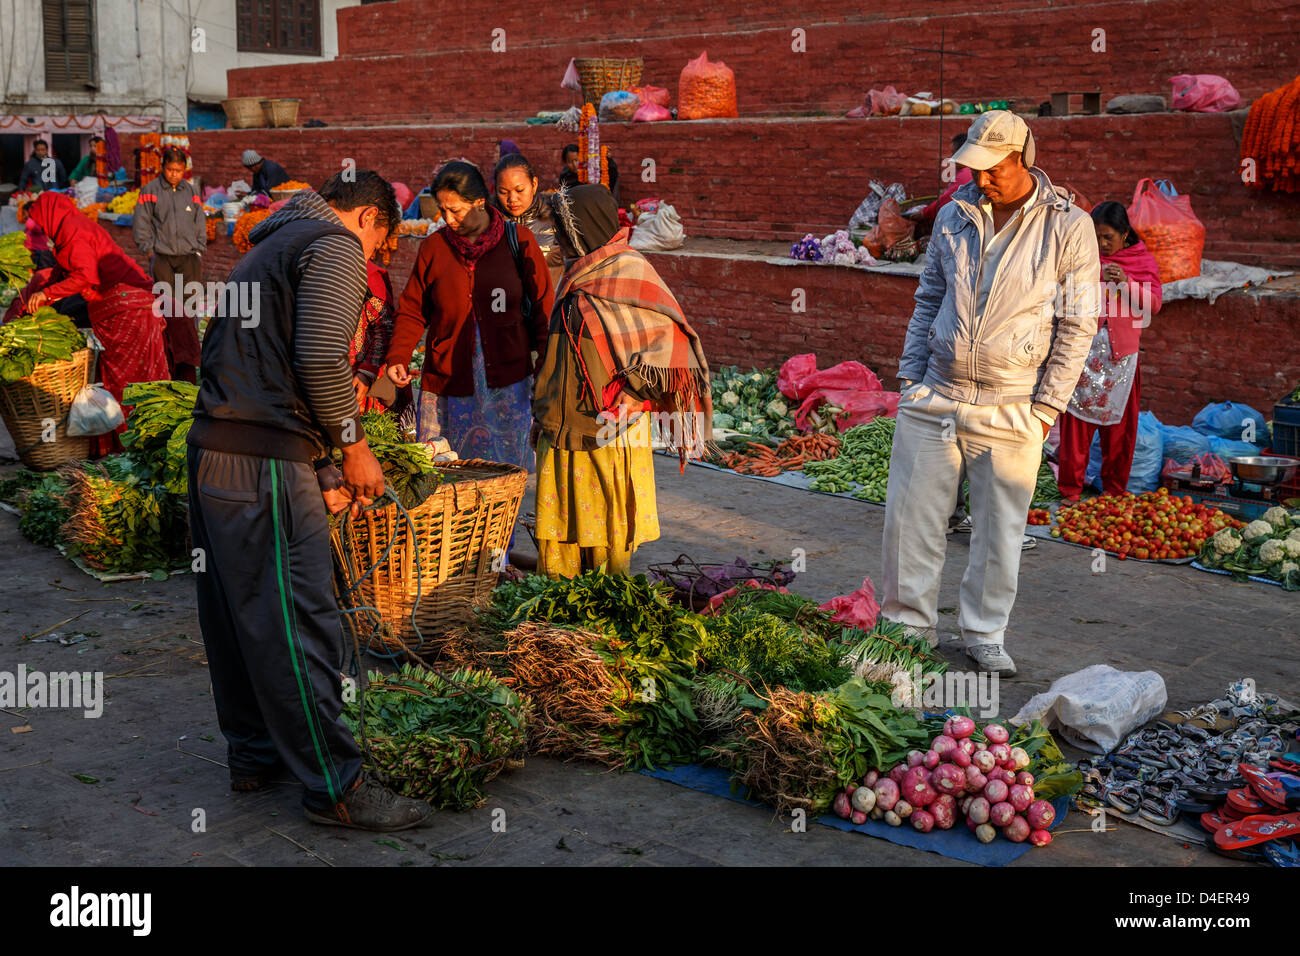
[{"xmin": 530, "ymin": 185, "xmax": 712, "ymax": 577}]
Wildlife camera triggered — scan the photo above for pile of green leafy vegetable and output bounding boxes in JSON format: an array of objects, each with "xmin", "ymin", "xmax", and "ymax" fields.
[
  {"xmin": 61, "ymin": 455, "xmax": 189, "ymax": 574},
  {"xmin": 1033, "ymin": 459, "xmax": 1061, "ymax": 503},
  {"xmin": 698, "ymin": 606, "xmax": 850, "ymax": 693},
  {"xmin": 0, "ymin": 307, "xmax": 86, "ymax": 382},
  {"xmin": 121, "ymin": 381, "xmax": 198, "ymax": 494},
  {"xmin": 342, "ymin": 664, "xmax": 531, "ymax": 810},
  {"xmin": 333, "ymin": 410, "xmax": 442, "ymax": 509},
  {"xmin": 710, "ymin": 366, "xmax": 794, "ymax": 440},
  {"xmin": 0, "ymin": 232, "xmax": 32, "ymax": 308},
  {"xmin": 0, "ymin": 469, "xmax": 70, "ymax": 548}
]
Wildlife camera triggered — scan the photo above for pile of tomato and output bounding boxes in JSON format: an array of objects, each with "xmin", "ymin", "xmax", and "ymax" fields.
[
  {"xmin": 1051, "ymin": 488, "xmax": 1242, "ymax": 560},
  {"xmin": 1027, "ymin": 508, "xmax": 1052, "ymax": 525}
]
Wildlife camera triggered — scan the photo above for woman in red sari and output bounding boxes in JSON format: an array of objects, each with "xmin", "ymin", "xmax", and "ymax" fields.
[{"xmin": 9, "ymin": 192, "xmax": 169, "ymax": 453}]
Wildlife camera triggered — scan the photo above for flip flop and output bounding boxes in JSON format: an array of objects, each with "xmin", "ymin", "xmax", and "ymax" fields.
[
  {"xmin": 1262, "ymin": 840, "xmax": 1300, "ymax": 867},
  {"xmin": 1226, "ymin": 787, "xmax": 1275, "ymax": 817},
  {"xmin": 1271, "ymin": 756, "xmax": 1300, "ymax": 775},
  {"xmin": 1239, "ymin": 764, "xmax": 1300, "ymax": 811},
  {"xmin": 1214, "ymin": 812, "xmax": 1300, "ymax": 850},
  {"xmin": 1199, "ymin": 810, "xmax": 1231, "ymax": 833}
]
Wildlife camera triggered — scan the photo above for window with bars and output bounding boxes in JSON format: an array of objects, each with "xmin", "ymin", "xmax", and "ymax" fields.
[
  {"xmin": 43, "ymin": 0, "xmax": 97, "ymax": 90},
  {"xmin": 236, "ymin": 0, "xmax": 322, "ymax": 56}
]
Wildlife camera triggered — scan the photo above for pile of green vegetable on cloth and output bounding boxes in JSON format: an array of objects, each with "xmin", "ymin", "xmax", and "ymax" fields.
[
  {"xmin": 711, "ymin": 366, "xmax": 795, "ymax": 441},
  {"xmin": 0, "ymin": 308, "xmax": 86, "ymax": 383},
  {"xmin": 1197, "ymin": 505, "xmax": 1300, "ymax": 590},
  {"xmin": 0, "ymin": 231, "xmax": 34, "ymax": 309}
]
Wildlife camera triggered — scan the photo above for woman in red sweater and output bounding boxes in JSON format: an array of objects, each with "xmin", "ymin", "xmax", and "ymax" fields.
[
  {"xmin": 386, "ymin": 162, "xmax": 553, "ymax": 468},
  {"xmin": 1057, "ymin": 201, "xmax": 1162, "ymax": 499}
]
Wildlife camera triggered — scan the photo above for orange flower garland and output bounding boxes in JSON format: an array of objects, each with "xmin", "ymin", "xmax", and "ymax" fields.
[
  {"xmin": 232, "ymin": 208, "xmax": 272, "ymax": 253},
  {"xmin": 1241, "ymin": 74, "xmax": 1300, "ymax": 192},
  {"xmin": 81, "ymin": 202, "xmax": 107, "ymax": 220}
]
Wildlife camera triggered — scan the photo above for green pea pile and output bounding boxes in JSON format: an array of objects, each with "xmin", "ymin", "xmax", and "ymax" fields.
[{"xmin": 804, "ymin": 418, "xmax": 896, "ymax": 502}]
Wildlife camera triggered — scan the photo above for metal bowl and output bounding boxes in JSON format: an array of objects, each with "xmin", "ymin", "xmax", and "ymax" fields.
[{"xmin": 1228, "ymin": 456, "xmax": 1299, "ymax": 484}]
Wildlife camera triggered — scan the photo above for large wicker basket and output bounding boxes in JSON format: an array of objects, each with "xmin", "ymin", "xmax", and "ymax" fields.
[
  {"xmin": 222, "ymin": 97, "xmax": 264, "ymax": 129},
  {"xmin": 575, "ymin": 57, "xmax": 643, "ymax": 107},
  {"xmin": 0, "ymin": 349, "xmax": 92, "ymax": 470},
  {"xmin": 260, "ymin": 98, "xmax": 301, "ymax": 128},
  {"xmin": 332, "ymin": 459, "xmax": 528, "ymax": 658}
]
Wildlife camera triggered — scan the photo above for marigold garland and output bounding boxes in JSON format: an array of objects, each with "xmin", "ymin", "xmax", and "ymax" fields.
[
  {"xmin": 1241, "ymin": 74, "xmax": 1300, "ymax": 192},
  {"xmin": 231, "ymin": 208, "xmax": 272, "ymax": 253}
]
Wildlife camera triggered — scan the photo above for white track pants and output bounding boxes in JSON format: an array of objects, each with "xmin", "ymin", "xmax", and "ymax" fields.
[{"xmin": 880, "ymin": 384, "xmax": 1042, "ymax": 648}]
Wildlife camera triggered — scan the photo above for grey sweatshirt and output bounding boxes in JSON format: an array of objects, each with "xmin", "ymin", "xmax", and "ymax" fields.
[{"xmin": 133, "ymin": 176, "xmax": 207, "ymax": 257}]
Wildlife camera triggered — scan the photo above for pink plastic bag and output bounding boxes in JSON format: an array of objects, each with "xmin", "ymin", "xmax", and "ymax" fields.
[
  {"xmin": 778, "ymin": 353, "xmax": 882, "ymax": 400},
  {"xmin": 633, "ymin": 102, "xmax": 671, "ymax": 122},
  {"xmin": 819, "ymin": 577, "xmax": 882, "ymax": 630},
  {"xmin": 1169, "ymin": 74, "xmax": 1241, "ymax": 113},
  {"xmin": 561, "ymin": 58, "xmax": 582, "ymax": 94},
  {"xmin": 867, "ymin": 86, "xmax": 907, "ymax": 116},
  {"xmin": 795, "ymin": 388, "xmax": 900, "ymax": 432}
]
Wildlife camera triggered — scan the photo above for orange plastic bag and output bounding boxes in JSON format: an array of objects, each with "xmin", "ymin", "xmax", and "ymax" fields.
[
  {"xmin": 678, "ymin": 51, "xmax": 738, "ymax": 120},
  {"xmin": 1128, "ymin": 178, "xmax": 1205, "ymax": 283},
  {"xmin": 862, "ymin": 198, "xmax": 915, "ymax": 257}
]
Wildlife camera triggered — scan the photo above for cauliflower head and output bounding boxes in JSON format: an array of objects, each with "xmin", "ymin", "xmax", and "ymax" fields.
[
  {"xmin": 1259, "ymin": 538, "xmax": 1287, "ymax": 566},
  {"xmin": 765, "ymin": 399, "xmax": 789, "ymax": 419},
  {"xmin": 720, "ymin": 390, "xmax": 739, "ymax": 407},
  {"xmin": 1262, "ymin": 505, "xmax": 1291, "ymax": 530},
  {"xmin": 1242, "ymin": 519, "xmax": 1273, "ymax": 543},
  {"xmin": 1282, "ymin": 561, "xmax": 1299, "ymax": 576},
  {"xmin": 1284, "ymin": 537, "xmax": 1300, "ymax": 559},
  {"xmin": 1212, "ymin": 527, "xmax": 1243, "ymax": 556}
]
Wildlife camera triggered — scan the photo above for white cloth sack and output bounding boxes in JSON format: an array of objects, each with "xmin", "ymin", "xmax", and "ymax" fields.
[
  {"xmin": 628, "ymin": 202, "xmax": 685, "ymax": 251},
  {"xmin": 75, "ymin": 177, "xmax": 100, "ymax": 207},
  {"xmin": 67, "ymin": 384, "xmax": 124, "ymax": 437},
  {"xmin": 1011, "ymin": 664, "xmax": 1167, "ymax": 753}
]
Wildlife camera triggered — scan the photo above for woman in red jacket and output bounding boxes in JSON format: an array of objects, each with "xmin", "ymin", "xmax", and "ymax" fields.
[
  {"xmin": 386, "ymin": 161, "xmax": 553, "ymax": 468},
  {"xmin": 1057, "ymin": 201, "xmax": 1162, "ymax": 499},
  {"xmin": 10, "ymin": 192, "xmax": 168, "ymax": 452}
]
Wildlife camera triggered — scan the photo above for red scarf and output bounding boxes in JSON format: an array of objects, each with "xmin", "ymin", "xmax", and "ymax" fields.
[
  {"xmin": 439, "ymin": 205, "xmax": 505, "ymax": 265},
  {"xmin": 1099, "ymin": 240, "xmax": 1162, "ymax": 359}
]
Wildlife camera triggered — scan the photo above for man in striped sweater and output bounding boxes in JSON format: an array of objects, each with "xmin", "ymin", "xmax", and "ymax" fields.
[{"xmin": 188, "ymin": 172, "xmax": 432, "ymax": 831}]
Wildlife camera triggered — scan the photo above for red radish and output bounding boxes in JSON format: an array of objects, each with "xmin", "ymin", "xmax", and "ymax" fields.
[
  {"xmin": 989, "ymin": 801, "xmax": 1016, "ymax": 827},
  {"xmin": 975, "ymin": 823, "xmax": 997, "ymax": 843},
  {"xmin": 931, "ymin": 734, "xmax": 958, "ymax": 757},
  {"xmin": 1027, "ymin": 799, "xmax": 1056, "ymax": 830},
  {"xmin": 873, "ymin": 777, "xmax": 900, "ymax": 812},
  {"xmin": 944, "ymin": 715, "xmax": 976, "ymax": 739},
  {"xmin": 973, "ymin": 750, "xmax": 996, "ymax": 774},
  {"xmin": 903, "ymin": 766, "xmax": 938, "ymax": 808},
  {"xmin": 894, "ymin": 799, "xmax": 913, "ymax": 819},
  {"xmin": 1010, "ymin": 746, "xmax": 1031, "ymax": 771},
  {"xmin": 932, "ymin": 764, "xmax": 966, "ymax": 794},
  {"xmin": 923, "ymin": 749, "xmax": 941, "ymax": 769},
  {"xmin": 984, "ymin": 724, "xmax": 1009, "ymax": 744},
  {"xmin": 956, "ymin": 737, "xmax": 976, "ymax": 757},
  {"xmin": 966, "ymin": 816, "xmax": 980, "ymax": 833},
  {"xmin": 889, "ymin": 764, "xmax": 909, "ymax": 786},
  {"xmin": 863, "ymin": 770, "xmax": 880, "ymax": 788},
  {"xmin": 845, "ymin": 783, "xmax": 858, "ymax": 796},
  {"xmin": 1015, "ymin": 771, "xmax": 1035, "ymax": 787},
  {"xmin": 911, "ymin": 810, "xmax": 934, "ymax": 833},
  {"xmin": 974, "ymin": 740, "xmax": 988, "ymax": 751},
  {"xmin": 988, "ymin": 743, "xmax": 1011, "ymax": 764},
  {"xmin": 931, "ymin": 794, "xmax": 957, "ymax": 829},
  {"xmin": 964, "ymin": 767, "xmax": 988, "ymax": 792},
  {"xmin": 850, "ymin": 809, "xmax": 867, "ymax": 825},
  {"xmin": 948, "ymin": 747, "xmax": 972, "ymax": 768},
  {"xmin": 983, "ymin": 779, "xmax": 1009, "ymax": 804},
  {"xmin": 884, "ymin": 810, "xmax": 902, "ymax": 827},
  {"xmin": 1003, "ymin": 815, "xmax": 1030, "ymax": 843},
  {"xmin": 1030, "ymin": 829, "xmax": 1052, "ymax": 847},
  {"xmin": 833, "ymin": 792, "xmax": 852, "ymax": 819},
  {"xmin": 1008, "ymin": 784, "xmax": 1033, "ymax": 812},
  {"xmin": 967, "ymin": 796, "xmax": 991, "ymax": 824},
  {"xmin": 852, "ymin": 786, "xmax": 877, "ymax": 814},
  {"xmin": 906, "ymin": 750, "xmax": 925, "ymax": 768},
  {"xmin": 959, "ymin": 796, "xmax": 973, "ymax": 816}
]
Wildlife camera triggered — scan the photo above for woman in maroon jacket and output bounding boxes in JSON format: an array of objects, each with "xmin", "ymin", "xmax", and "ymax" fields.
[{"xmin": 386, "ymin": 161, "xmax": 553, "ymax": 469}]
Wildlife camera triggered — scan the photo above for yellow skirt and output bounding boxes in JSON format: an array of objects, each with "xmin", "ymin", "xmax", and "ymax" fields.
[{"xmin": 534, "ymin": 415, "xmax": 660, "ymax": 577}]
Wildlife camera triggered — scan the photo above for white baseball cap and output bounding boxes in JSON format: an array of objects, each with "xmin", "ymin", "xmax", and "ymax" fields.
[{"xmin": 952, "ymin": 110, "xmax": 1037, "ymax": 170}]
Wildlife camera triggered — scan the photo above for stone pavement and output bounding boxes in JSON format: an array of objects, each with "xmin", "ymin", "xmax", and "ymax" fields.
[{"xmin": 2, "ymin": 453, "xmax": 1296, "ymax": 868}]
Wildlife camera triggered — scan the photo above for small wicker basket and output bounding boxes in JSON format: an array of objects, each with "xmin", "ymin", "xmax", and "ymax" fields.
[
  {"xmin": 0, "ymin": 349, "xmax": 92, "ymax": 470},
  {"xmin": 260, "ymin": 98, "xmax": 301, "ymax": 128},
  {"xmin": 332, "ymin": 459, "xmax": 528, "ymax": 658},
  {"xmin": 575, "ymin": 57, "xmax": 643, "ymax": 108},
  {"xmin": 222, "ymin": 97, "xmax": 264, "ymax": 129}
]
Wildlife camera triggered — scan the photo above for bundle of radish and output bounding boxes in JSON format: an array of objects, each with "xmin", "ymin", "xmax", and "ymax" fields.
[{"xmin": 830, "ymin": 717, "xmax": 1060, "ymax": 846}]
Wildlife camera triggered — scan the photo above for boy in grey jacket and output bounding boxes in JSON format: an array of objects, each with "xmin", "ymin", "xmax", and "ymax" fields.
[{"xmin": 880, "ymin": 111, "xmax": 1100, "ymax": 676}]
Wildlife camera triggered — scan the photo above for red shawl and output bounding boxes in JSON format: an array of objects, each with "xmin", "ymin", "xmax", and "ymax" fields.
[
  {"xmin": 1099, "ymin": 240, "xmax": 1162, "ymax": 360},
  {"xmin": 25, "ymin": 191, "xmax": 152, "ymax": 303}
]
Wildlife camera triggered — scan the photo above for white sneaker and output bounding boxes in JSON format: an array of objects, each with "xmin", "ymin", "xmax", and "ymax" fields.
[
  {"xmin": 965, "ymin": 643, "xmax": 1017, "ymax": 676},
  {"xmin": 1021, "ymin": 535, "xmax": 1036, "ymax": 551},
  {"xmin": 947, "ymin": 515, "xmax": 972, "ymax": 535}
]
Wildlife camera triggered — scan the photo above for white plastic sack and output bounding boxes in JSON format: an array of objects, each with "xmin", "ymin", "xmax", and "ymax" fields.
[
  {"xmin": 227, "ymin": 179, "xmax": 252, "ymax": 200},
  {"xmin": 75, "ymin": 177, "xmax": 100, "ymax": 208},
  {"xmin": 561, "ymin": 58, "xmax": 582, "ymax": 94},
  {"xmin": 1010, "ymin": 664, "xmax": 1167, "ymax": 754},
  {"xmin": 628, "ymin": 202, "xmax": 685, "ymax": 252},
  {"xmin": 66, "ymin": 383, "xmax": 125, "ymax": 437}
]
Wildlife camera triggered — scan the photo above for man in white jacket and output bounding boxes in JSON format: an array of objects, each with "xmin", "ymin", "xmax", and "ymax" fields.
[{"xmin": 880, "ymin": 111, "xmax": 1100, "ymax": 676}]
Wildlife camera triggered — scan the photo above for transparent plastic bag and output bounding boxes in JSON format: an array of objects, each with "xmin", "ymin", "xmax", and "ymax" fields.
[{"xmin": 67, "ymin": 383, "xmax": 125, "ymax": 437}]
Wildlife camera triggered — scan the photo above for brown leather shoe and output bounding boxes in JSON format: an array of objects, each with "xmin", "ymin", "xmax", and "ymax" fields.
[{"xmin": 304, "ymin": 775, "xmax": 433, "ymax": 831}]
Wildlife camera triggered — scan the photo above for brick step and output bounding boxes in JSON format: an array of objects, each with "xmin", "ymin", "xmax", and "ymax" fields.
[{"xmin": 230, "ymin": 0, "xmax": 1299, "ymax": 126}]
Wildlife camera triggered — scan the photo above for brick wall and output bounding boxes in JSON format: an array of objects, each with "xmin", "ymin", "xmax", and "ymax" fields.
[
  {"xmin": 102, "ymin": 221, "xmax": 1300, "ymax": 427},
  {"xmin": 162, "ymin": 111, "xmax": 1300, "ymax": 267},
  {"xmin": 227, "ymin": 0, "xmax": 1300, "ymax": 124}
]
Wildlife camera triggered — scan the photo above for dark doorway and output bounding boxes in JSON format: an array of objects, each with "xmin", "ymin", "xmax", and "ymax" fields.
[
  {"xmin": 52, "ymin": 133, "xmax": 84, "ymax": 178},
  {"xmin": 0, "ymin": 135, "xmax": 24, "ymax": 185}
]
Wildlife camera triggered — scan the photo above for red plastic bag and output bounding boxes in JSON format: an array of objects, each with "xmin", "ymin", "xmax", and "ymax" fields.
[
  {"xmin": 778, "ymin": 353, "xmax": 881, "ymax": 399},
  {"xmin": 678, "ymin": 51, "xmax": 738, "ymax": 120},
  {"xmin": 633, "ymin": 101, "xmax": 671, "ymax": 122},
  {"xmin": 1128, "ymin": 178, "xmax": 1205, "ymax": 283},
  {"xmin": 867, "ymin": 86, "xmax": 907, "ymax": 116},
  {"xmin": 862, "ymin": 198, "xmax": 915, "ymax": 257},
  {"xmin": 819, "ymin": 577, "xmax": 882, "ymax": 630},
  {"xmin": 631, "ymin": 85, "xmax": 670, "ymax": 107},
  {"xmin": 1169, "ymin": 74, "xmax": 1241, "ymax": 113}
]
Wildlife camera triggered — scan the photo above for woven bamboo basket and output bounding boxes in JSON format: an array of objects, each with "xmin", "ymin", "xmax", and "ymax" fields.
[
  {"xmin": 0, "ymin": 349, "xmax": 92, "ymax": 470},
  {"xmin": 260, "ymin": 98, "xmax": 301, "ymax": 128},
  {"xmin": 222, "ymin": 97, "xmax": 264, "ymax": 129},
  {"xmin": 575, "ymin": 57, "xmax": 643, "ymax": 107},
  {"xmin": 332, "ymin": 459, "xmax": 528, "ymax": 658}
]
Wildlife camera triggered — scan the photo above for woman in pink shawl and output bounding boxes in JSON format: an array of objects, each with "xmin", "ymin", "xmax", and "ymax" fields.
[{"xmin": 1057, "ymin": 201, "xmax": 1162, "ymax": 499}]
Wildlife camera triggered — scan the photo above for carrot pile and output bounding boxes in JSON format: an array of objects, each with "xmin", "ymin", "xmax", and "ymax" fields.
[
  {"xmin": 1241, "ymin": 74, "xmax": 1300, "ymax": 192},
  {"xmin": 720, "ymin": 433, "xmax": 841, "ymax": 477}
]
